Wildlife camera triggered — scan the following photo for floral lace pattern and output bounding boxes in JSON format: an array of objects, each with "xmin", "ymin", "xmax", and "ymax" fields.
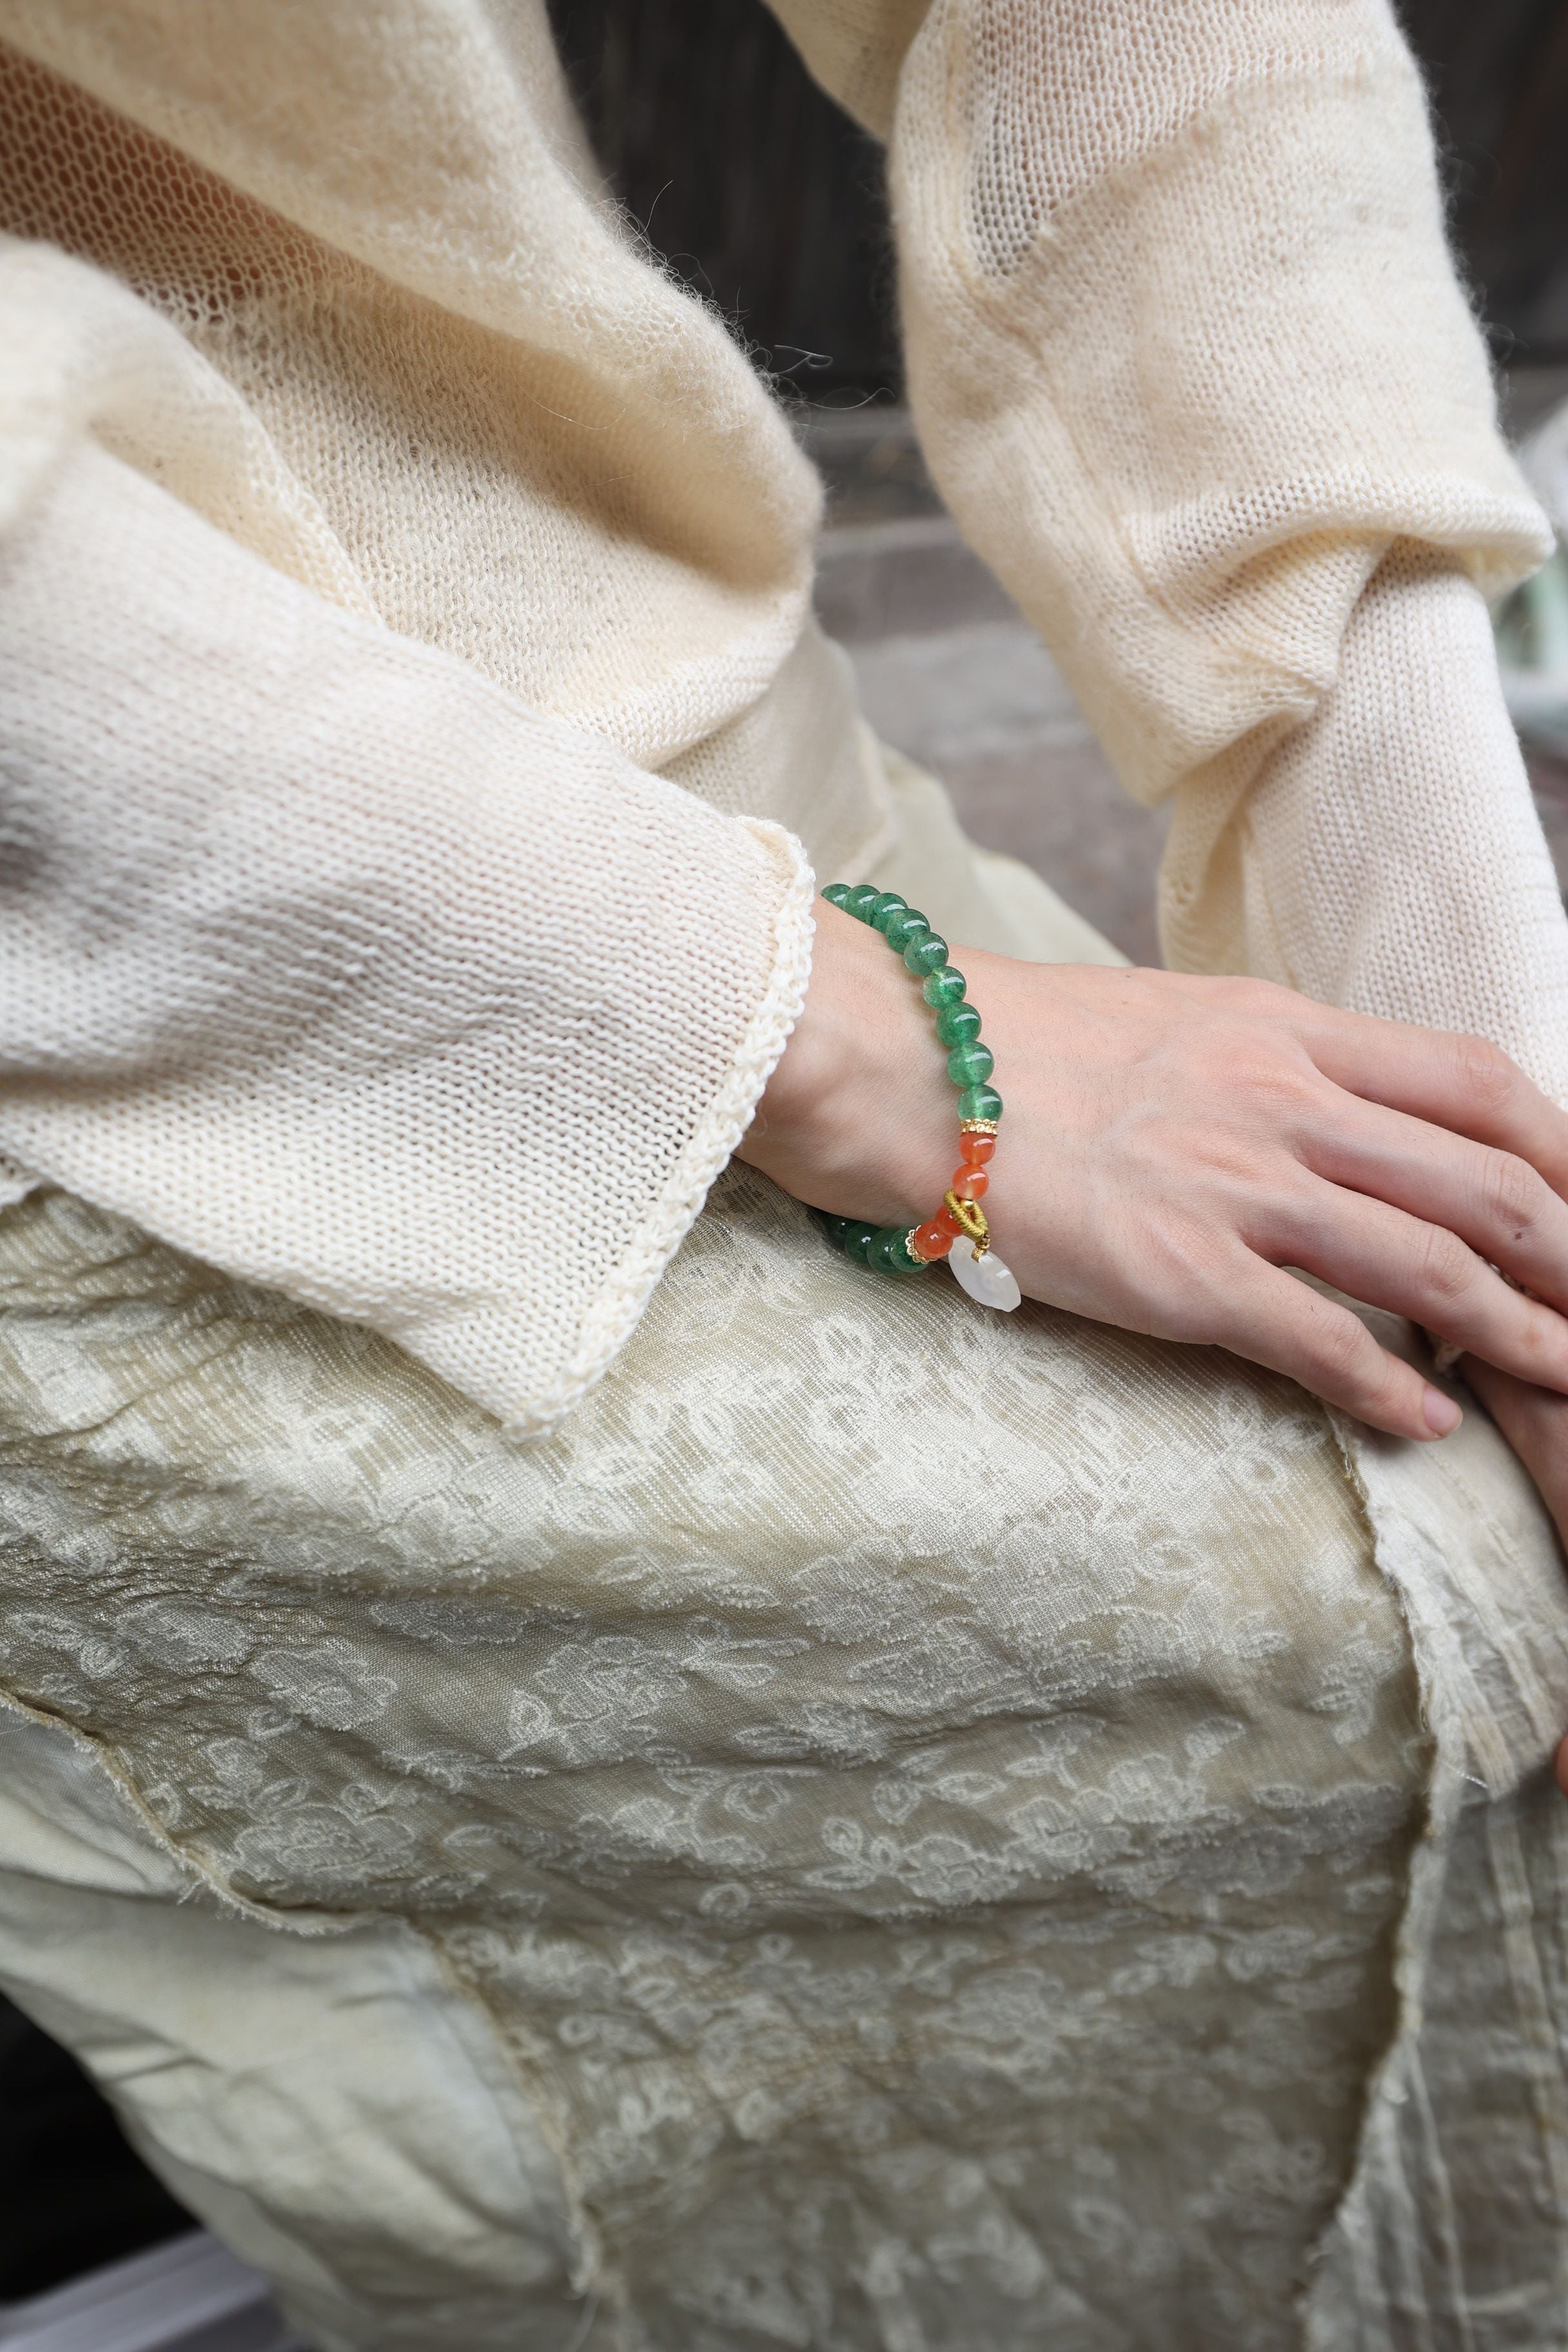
[{"xmin": 0, "ymin": 1178, "xmax": 1435, "ymax": 2347}]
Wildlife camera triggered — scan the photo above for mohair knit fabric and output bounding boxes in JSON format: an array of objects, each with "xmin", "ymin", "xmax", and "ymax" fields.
[{"xmin": 0, "ymin": 0, "xmax": 1563, "ymax": 1438}]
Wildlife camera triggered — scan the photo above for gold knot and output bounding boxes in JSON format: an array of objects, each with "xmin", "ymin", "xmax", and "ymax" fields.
[{"xmin": 943, "ymin": 1190, "xmax": 990, "ymax": 1256}]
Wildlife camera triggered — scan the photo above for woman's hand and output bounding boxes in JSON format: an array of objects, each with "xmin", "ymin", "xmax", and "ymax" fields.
[{"xmin": 738, "ymin": 899, "xmax": 1568, "ymax": 1444}]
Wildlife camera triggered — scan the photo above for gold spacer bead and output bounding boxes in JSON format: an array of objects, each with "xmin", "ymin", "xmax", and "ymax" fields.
[{"xmin": 958, "ymin": 1118, "xmax": 999, "ymax": 1137}]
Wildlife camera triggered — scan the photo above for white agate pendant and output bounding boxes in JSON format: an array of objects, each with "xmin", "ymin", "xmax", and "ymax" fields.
[{"xmin": 948, "ymin": 1234, "xmax": 1021, "ymax": 1311}]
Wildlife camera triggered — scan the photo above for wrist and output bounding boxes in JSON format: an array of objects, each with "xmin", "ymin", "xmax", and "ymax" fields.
[{"xmin": 737, "ymin": 896, "xmax": 954, "ymax": 1220}]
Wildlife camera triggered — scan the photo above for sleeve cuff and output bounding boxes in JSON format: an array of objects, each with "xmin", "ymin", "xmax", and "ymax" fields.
[{"xmin": 0, "ymin": 441, "xmax": 816, "ymax": 1433}]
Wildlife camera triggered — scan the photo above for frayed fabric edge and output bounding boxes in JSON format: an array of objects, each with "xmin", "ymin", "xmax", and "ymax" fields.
[
  {"xmin": 1298, "ymin": 1410, "xmax": 1469, "ymax": 2349},
  {"xmin": 1299, "ymin": 1383, "xmax": 1549, "ymax": 2349},
  {"xmin": 0, "ymin": 1684, "xmax": 362, "ymax": 1939}
]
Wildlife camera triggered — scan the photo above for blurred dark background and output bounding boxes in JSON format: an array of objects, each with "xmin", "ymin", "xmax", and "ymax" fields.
[
  {"xmin": 546, "ymin": 0, "xmax": 1568, "ymax": 404},
  {"xmin": 9, "ymin": 0, "xmax": 1568, "ymax": 2316}
]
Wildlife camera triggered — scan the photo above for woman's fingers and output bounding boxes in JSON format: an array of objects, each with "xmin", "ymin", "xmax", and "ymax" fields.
[
  {"xmin": 1266, "ymin": 1181, "xmax": 1568, "ymax": 1395},
  {"xmin": 1207, "ymin": 1260, "xmax": 1458, "ymax": 1440},
  {"xmin": 1300, "ymin": 1098, "xmax": 1568, "ymax": 1313},
  {"xmin": 1296, "ymin": 1008, "xmax": 1568, "ymax": 1198},
  {"xmin": 1460, "ymin": 1356, "xmax": 1568, "ymax": 1526}
]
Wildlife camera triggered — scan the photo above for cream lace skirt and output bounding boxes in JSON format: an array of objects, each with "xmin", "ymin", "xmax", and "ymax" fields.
[{"xmin": 1, "ymin": 764, "xmax": 1565, "ymax": 2352}]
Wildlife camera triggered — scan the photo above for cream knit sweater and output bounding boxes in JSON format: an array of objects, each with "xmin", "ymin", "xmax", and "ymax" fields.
[{"xmin": 0, "ymin": 0, "xmax": 1562, "ymax": 1433}]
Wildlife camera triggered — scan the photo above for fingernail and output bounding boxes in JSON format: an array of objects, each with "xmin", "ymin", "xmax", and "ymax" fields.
[{"xmin": 1422, "ymin": 1384, "xmax": 1462, "ymax": 1436}]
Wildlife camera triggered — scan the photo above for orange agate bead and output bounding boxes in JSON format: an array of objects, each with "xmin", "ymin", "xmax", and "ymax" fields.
[
  {"xmin": 912, "ymin": 1218, "xmax": 956, "ymax": 1261},
  {"xmin": 950, "ymin": 1164, "xmax": 989, "ymax": 1200},
  {"xmin": 959, "ymin": 1131, "xmax": 996, "ymax": 1166}
]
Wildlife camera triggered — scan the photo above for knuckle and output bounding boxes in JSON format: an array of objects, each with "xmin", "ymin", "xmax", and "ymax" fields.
[
  {"xmin": 1482, "ymin": 1150, "xmax": 1539, "ymax": 1237},
  {"xmin": 1208, "ymin": 975, "xmax": 1275, "ymax": 1017},
  {"xmin": 1301, "ymin": 1305, "xmax": 1412, "ymax": 1417},
  {"xmin": 1135, "ymin": 1221, "xmax": 1253, "ymax": 1347},
  {"xmin": 1137, "ymin": 1222, "xmax": 1219, "ymax": 1329},
  {"xmin": 1451, "ymin": 1033, "xmax": 1518, "ymax": 1114},
  {"xmin": 1228, "ymin": 1053, "xmax": 1317, "ymax": 1124},
  {"xmin": 1416, "ymin": 1224, "xmax": 1477, "ymax": 1306},
  {"xmin": 1302, "ymin": 1302, "xmax": 1373, "ymax": 1386},
  {"xmin": 1505, "ymin": 1298, "xmax": 1568, "ymax": 1386}
]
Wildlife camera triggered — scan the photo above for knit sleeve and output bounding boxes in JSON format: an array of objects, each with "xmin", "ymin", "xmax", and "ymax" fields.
[
  {"xmin": 1233, "ymin": 547, "xmax": 1568, "ymax": 1106},
  {"xmin": 887, "ymin": 0, "xmax": 1549, "ymax": 792},
  {"xmin": 770, "ymin": 0, "xmax": 1568, "ymax": 1088},
  {"xmin": 0, "ymin": 438, "xmax": 813, "ymax": 1435}
]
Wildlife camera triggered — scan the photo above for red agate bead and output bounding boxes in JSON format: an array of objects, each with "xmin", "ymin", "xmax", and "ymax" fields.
[
  {"xmin": 950, "ymin": 1164, "xmax": 989, "ymax": 1200},
  {"xmin": 959, "ymin": 1131, "xmax": 996, "ymax": 1166}
]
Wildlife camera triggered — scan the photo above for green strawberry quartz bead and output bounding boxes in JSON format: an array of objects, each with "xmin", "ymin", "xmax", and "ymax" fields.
[
  {"xmin": 843, "ymin": 883, "xmax": 881, "ymax": 921},
  {"xmin": 922, "ymin": 966, "xmax": 967, "ymax": 1010},
  {"xmin": 904, "ymin": 932, "xmax": 949, "ymax": 978},
  {"xmin": 883, "ymin": 908, "xmax": 930, "ymax": 954},
  {"xmin": 959, "ymin": 1083, "xmax": 1003, "ymax": 1122},
  {"xmin": 935, "ymin": 1003, "xmax": 981, "ymax": 1048},
  {"xmin": 814, "ymin": 1213, "xmax": 928, "ymax": 1275},
  {"xmin": 821, "ymin": 883, "xmax": 853, "ymax": 910},
  {"xmin": 870, "ymin": 1226, "xmax": 925, "ymax": 1273},
  {"xmin": 946, "ymin": 1041, "xmax": 995, "ymax": 1088},
  {"xmin": 869, "ymin": 891, "xmax": 908, "ymax": 932}
]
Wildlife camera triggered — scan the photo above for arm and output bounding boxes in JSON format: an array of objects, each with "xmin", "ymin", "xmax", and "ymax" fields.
[
  {"xmin": 0, "ymin": 440, "xmax": 811, "ymax": 1435},
  {"xmin": 883, "ymin": 0, "xmax": 1568, "ymax": 1529},
  {"xmin": 770, "ymin": 0, "xmax": 1565, "ymax": 1086},
  {"xmin": 761, "ymin": 0, "xmax": 1568, "ymax": 1110},
  {"xmin": 754, "ymin": 0, "xmax": 1568, "ymax": 1486}
]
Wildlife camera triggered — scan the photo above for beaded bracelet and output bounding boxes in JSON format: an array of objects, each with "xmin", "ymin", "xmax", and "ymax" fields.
[{"xmin": 812, "ymin": 883, "xmax": 1021, "ymax": 1312}]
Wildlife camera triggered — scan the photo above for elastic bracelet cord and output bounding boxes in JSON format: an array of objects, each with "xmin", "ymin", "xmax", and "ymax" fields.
[{"xmin": 812, "ymin": 884, "xmax": 1021, "ymax": 1312}]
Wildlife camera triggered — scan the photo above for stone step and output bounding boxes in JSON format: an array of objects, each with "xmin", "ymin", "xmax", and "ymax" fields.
[{"xmin": 0, "ymin": 2234, "xmax": 297, "ymax": 2352}]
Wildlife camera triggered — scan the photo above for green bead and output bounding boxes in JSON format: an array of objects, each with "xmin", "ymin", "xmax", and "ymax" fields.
[
  {"xmin": 922, "ymin": 966, "xmax": 967, "ymax": 1010},
  {"xmin": 958, "ymin": 1084, "xmax": 1003, "ymax": 1122},
  {"xmin": 815, "ymin": 1213, "xmax": 854, "ymax": 1251},
  {"xmin": 868, "ymin": 890, "xmax": 908, "ymax": 933},
  {"xmin": 841, "ymin": 1222, "xmax": 879, "ymax": 1265},
  {"xmin": 904, "ymin": 932, "xmax": 949, "ymax": 977},
  {"xmin": 883, "ymin": 909, "xmax": 930, "ymax": 953},
  {"xmin": 935, "ymin": 1003, "xmax": 981, "ymax": 1048},
  {"xmin": 870, "ymin": 1226, "xmax": 923, "ymax": 1273},
  {"xmin": 946, "ymin": 1040, "xmax": 994, "ymax": 1086},
  {"xmin": 821, "ymin": 883, "xmax": 853, "ymax": 910},
  {"xmin": 843, "ymin": 884, "xmax": 881, "ymax": 922}
]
